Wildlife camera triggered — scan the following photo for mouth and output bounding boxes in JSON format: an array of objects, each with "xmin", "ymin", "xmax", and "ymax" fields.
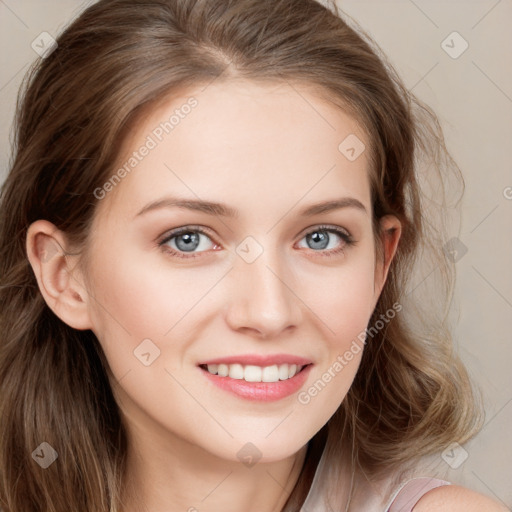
[{"xmin": 198, "ymin": 362, "xmax": 313, "ymax": 383}]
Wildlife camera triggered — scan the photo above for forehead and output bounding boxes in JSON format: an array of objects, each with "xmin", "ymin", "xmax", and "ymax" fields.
[{"xmin": 95, "ymin": 79, "xmax": 372, "ymax": 222}]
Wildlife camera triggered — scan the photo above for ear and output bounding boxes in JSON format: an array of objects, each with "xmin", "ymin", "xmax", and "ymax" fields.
[
  {"xmin": 373, "ymin": 214, "xmax": 401, "ymax": 299},
  {"xmin": 26, "ymin": 220, "xmax": 93, "ymax": 330}
]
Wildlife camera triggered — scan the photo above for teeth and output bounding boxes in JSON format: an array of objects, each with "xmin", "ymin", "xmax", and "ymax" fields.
[
  {"xmin": 205, "ymin": 363, "xmax": 304, "ymax": 382},
  {"xmin": 244, "ymin": 365, "xmax": 262, "ymax": 382},
  {"xmin": 229, "ymin": 364, "xmax": 244, "ymax": 380}
]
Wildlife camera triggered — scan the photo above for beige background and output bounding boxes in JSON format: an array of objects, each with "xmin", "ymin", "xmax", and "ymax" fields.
[{"xmin": 0, "ymin": 0, "xmax": 510, "ymax": 507}]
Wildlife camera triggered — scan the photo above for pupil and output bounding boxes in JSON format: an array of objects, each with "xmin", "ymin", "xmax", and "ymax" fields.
[
  {"xmin": 176, "ymin": 232, "xmax": 200, "ymax": 252},
  {"xmin": 309, "ymin": 230, "xmax": 328, "ymax": 250}
]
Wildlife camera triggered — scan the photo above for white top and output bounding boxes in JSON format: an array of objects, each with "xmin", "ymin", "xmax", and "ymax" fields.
[{"xmin": 301, "ymin": 445, "xmax": 451, "ymax": 511}]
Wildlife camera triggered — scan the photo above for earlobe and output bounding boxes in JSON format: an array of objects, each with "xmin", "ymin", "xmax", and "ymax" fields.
[
  {"xmin": 374, "ymin": 215, "xmax": 402, "ymax": 296},
  {"xmin": 26, "ymin": 220, "xmax": 92, "ymax": 330}
]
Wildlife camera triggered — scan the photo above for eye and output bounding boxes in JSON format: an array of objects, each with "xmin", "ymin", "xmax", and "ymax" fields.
[
  {"xmin": 296, "ymin": 225, "xmax": 354, "ymax": 257},
  {"xmin": 158, "ymin": 226, "xmax": 219, "ymax": 259},
  {"xmin": 158, "ymin": 224, "xmax": 355, "ymax": 260}
]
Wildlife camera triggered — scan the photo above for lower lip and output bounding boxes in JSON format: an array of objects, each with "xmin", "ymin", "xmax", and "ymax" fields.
[{"xmin": 199, "ymin": 364, "xmax": 313, "ymax": 401}]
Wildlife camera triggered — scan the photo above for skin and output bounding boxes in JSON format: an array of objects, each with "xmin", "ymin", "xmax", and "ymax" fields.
[
  {"xmin": 413, "ymin": 485, "xmax": 510, "ymax": 512},
  {"xmin": 31, "ymin": 78, "xmax": 503, "ymax": 512}
]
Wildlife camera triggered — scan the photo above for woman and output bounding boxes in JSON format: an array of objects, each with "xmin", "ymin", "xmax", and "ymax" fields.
[{"xmin": 0, "ymin": 0, "xmax": 508, "ymax": 510}]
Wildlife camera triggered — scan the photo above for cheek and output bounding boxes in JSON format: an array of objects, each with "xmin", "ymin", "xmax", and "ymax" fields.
[
  {"xmin": 296, "ymin": 258, "xmax": 376, "ymax": 422},
  {"xmin": 302, "ymin": 253, "xmax": 377, "ymax": 346},
  {"xmin": 84, "ymin": 247, "xmax": 227, "ymax": 362}
]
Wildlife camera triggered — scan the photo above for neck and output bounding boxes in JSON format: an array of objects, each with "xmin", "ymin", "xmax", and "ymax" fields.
[{"xmin": 120, "ymin": 420, "xmax": 309, "ymax": 512}]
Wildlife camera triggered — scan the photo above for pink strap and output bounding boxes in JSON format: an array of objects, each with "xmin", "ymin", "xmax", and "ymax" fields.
[{"xmin": 387, "ymin": 477, "xmax": 452, "ymax": 512}]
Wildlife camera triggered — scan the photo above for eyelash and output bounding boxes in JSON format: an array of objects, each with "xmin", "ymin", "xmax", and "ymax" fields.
[{"xmin": 158, "ymin": 224, "xmax": 355, "ymax": 260}]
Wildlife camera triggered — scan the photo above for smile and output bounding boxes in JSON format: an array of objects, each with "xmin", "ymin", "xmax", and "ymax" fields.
[
  {"xmin": 198, "ymin": 363, "xmax": 313, "ymax": 401},
  {"xmin": 200, "ymin": 363, "xmax": 308, "ymax": 383}
]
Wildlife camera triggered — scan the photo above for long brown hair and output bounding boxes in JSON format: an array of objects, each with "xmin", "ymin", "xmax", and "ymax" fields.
[{"xmin": 0, "ymin": 0, "xmax": 484, "ymax": 510}]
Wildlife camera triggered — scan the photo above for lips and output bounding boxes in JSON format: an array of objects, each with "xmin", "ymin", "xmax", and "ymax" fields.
[
  {"xmin": 197, "ymin": 354, "xmax": 313, "ymax": 367},
  {"xmin": 199, "ymin": 361, "xmax": 314, "ymax": 401}
]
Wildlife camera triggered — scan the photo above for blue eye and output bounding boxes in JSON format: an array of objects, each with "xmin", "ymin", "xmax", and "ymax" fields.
[
  {"xmin": 159, "ymin": 226, "xmax": 216, "ymax": 259},
  {"xmin": 297, "ymin": 225, "xmax": 354, "ymax": 257},
  {"xmin": 158, "ymin": 224, "xmax": 355, "ymax": 260}
]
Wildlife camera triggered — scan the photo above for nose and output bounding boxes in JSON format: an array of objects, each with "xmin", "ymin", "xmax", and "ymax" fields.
[{"xmin": 224, "ymin": 245, "xmax": 303, "ymax": 338}]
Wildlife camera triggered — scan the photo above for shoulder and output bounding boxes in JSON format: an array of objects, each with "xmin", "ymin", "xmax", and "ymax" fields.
[{"xmin": 412, "ymin": 484, "xmax": 510, "ymax": 512}]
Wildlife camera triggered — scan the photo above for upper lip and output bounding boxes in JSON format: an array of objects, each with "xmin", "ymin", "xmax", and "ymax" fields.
[{"xmin": 198, "ymin": 354, "xmax": 313, "ymax": 367}]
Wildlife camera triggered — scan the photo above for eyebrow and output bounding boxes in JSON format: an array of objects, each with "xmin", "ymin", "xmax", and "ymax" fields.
[{"xmin": 134, "ymin": 196, "xmax": 367, "ymax": 219}]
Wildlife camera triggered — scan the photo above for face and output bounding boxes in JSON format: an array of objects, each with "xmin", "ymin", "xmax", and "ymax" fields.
[{"xmin": 75, "ymin": 80, "xmax": 398, "ymax": 463}]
